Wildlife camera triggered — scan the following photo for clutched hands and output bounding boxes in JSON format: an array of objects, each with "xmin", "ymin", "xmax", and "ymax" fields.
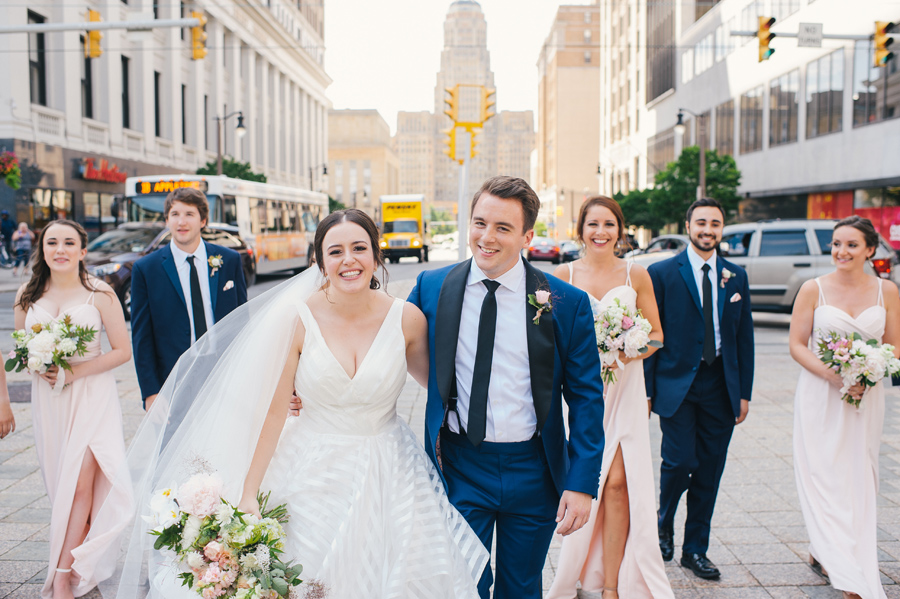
[
  {"xmin": 556, "ymin": 490, "xmax": 592, "ymax": 536},
  {"xmin": 288, "ymin": 391, "xmax": 302, "ymax": 416}
]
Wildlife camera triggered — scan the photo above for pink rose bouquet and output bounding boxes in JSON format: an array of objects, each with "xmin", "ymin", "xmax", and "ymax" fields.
[
  {"xmin": 594, "ymin": 298, "xmax": 661, "ymax": 385},
  {"xmin": 816, "ymin": 330, "xmax": 900, "ymax": 408}
]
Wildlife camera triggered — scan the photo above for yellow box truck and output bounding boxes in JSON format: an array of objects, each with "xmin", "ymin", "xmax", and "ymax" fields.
[{"xmin": 379, "ymin": 194, "xmax": 429, "ymax": 263}]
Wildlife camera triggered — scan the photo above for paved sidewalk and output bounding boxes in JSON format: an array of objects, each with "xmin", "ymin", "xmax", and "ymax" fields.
[{"xmin": 2, "ymin": 302, "xmax": 900, "ymax": 597}]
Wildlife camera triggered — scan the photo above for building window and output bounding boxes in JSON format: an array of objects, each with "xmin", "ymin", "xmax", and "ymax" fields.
[
  {"xmin": 584, "ymin": 11, "xmax": 591, "ymax": 23},
  {"xmin": 694, "ymin": 33, "xmax": 714, "ymax": 76},
  {"xmin": 584, "ymin": 30, "xmax": 592, "ymax": 44},
  {"xmin": 363, "ymin": 160, "xmax": 371, "ymax": 205},
  {"xmin": 203, "ymin": 95, "xmax": 209, "ymax": 150},
  {"xmin": 682, "ymin": 48, "xmax": 694, "ymax": 84},
  {"xmin": 181, "ymin": 85, "xmax": 187, "ymax": 144},
  {"xmin": 584, "ymin": 51, "xmax": 592, "ymax": 64},
  {"xmin": 80, "ymin": 36, "xmax": 93, "ymax": 119},
  {"xmin": 647, "ymin": 127, "xmax": 675, "ymax": 186},
  {"xmin": 740, "ymin": 85, "xmax": 764, "ymax": 154},
  {"xmin": 853, "ymin": 40, "xmax": 898, "ymax": 126},
  {"xmin": 28, "ymin": 11, "xmax": 47, "ymax": 107},
  {"xmin": 807, "ymin": 49, "xmax": 843, "ymax": 138},
  {"xmin": 739, "ymin": 2, "xmax": 761, "ymax": 46},
  {"xmin": 349, "ymin": 160, "xmax": 358, "ymax": 207},
  {"xmin": 769, "ymin": 69, "xmax": 799, "ymax": 146},
  {"xmin": 121, "ymin": 56, "xmax": 131, "ymax": 129},
  {"xmin": 334, "ymin": 161, "xmax": 343, "ymax": 203},
  {"xmin": 181, "ymin": 1, "xmax": 186, "ymax": 40},
  {"xmin": 154, "ymin": 71, "xmax": 162, "ymax": 137},
  {"xmin": 715, "ymin": 99, "xmax": 734, "ymax": 156},
  {"xmin": 772, "ymin": 0, "xmax": 800, "ymax": 22},
  {"xmin": 646, "ymin": 0, "xmax": 675, "ymax": 102}
]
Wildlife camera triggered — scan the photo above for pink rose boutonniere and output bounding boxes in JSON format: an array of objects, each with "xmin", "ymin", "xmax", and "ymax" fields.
[
  {"xmin": 720, "ymin": 267, "xmax": 734, "ymax": 288},
  {"xmin": 208, "ymin": 255, "xmax": 224, "ymax": 276},
  {"xmin": 528, "ymin": 289, "xmax": 553, "ymax": 325}
]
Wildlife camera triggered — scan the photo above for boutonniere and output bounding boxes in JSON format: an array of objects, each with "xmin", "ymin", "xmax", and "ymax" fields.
[
  {"xmin": 527, "ymin": 289, "xmax": 553, "ymax": 325},
  {"xmin": 208, "ymin": 255, "xmax": 223, "ymax": 276},
  {"xmin": 720, "ymin": 267, "xmax": 734, "ymax": 288}
]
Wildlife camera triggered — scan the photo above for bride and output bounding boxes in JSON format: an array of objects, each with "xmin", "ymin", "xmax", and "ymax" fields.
[{"xmin": 92, "ymin": 209, "xmax": 488, "ymax": 598}]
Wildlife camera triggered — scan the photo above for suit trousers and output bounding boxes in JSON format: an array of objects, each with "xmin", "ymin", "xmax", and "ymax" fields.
[
  {"xmin": 657, "ymin": 357, "xmax": 734, "ymax": 555},
  {"xmin": 440, "ymin": 429, "xmax": 559, "ymax": 599}
]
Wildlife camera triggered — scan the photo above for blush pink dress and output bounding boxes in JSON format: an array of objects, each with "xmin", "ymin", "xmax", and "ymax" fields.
[
  {"xmin": 794, "ymin": 279, "xmax": 887, "ymax": 599},
  {"xmin": 547, "ymin": 262, "xmax": 674, "ymax": 599},
  {"xmin": 26, "ymin": 293, "xmax": 132, "ymax": 599}
]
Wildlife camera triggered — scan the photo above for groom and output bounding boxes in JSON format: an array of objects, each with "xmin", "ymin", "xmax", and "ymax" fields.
[
  {"xmin": 408, "ymin": 175, "xmax": 605, "ymax": 599},
  {"xmin": 644, "ymin": 198, "xmax": 754, "ymax": 580}
]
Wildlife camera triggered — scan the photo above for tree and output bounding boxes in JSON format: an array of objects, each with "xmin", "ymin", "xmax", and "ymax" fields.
[
  {"xmin": 328, "ymin": 196, "xmax": 346, "ymax": 213},
  {"xmin": 615, "ymin": 188, "xmax": 668, "ymax": 234},
  {"xmin": 534, "ymin": 221, "xmax": 548, "ymax": 237},
  {"xmin": 196, "ymin": 158, "xmax": 267, "ymax": 182}
]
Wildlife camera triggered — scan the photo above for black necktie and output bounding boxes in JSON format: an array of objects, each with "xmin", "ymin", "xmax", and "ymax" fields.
[
  {"xmin": 468, "ymin": 279, "xmax": 501, "ymax": 447},
  {"xmin": 188, "ymin": 256, "xmax": 207, "ymax": 341},
  {"xmin": 702, "ymin": 263, "xmax": 716, "ymax": 364}
]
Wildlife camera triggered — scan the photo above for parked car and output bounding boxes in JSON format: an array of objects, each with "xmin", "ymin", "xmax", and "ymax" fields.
[
  {"xmin": 625, "ymin": 234, "xmax": 690, "ymax": 268},
  {"xmin": 84, "ymin": 222, "xmax": 257, "ymax": 320},
  {"xmin": 720, "ymin": 219, "xmax": 899, "ymax": 312},
  {"xmin": 560, "ymin": 241, "xmax": 582, "ymax": 262},
  {"xmin": 527, "ymin": 236, "xmax": 561, "ymax": 263}
]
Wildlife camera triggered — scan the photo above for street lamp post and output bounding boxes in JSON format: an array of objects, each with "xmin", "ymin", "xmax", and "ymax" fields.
[
  {"xmin": 215, "ymin": 111, "xmax": 246, "ymax": 176},
  {"xmin": 308, "ymin": 164, "xmax": 328, "ymax": 192},
  {"xmin": 675, "ymin": 108, "xmax": 706, "ymax": 199}
]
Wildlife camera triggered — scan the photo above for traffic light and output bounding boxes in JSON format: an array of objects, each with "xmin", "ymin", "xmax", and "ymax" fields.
[
  {"xmin": 480, "ymin": 87, "xmax": 496, "ymax": 123},
  {"xmin": 442, "ymin": 127, "xmax": 457, "ymax": 162},
  {"xmin": 443, "ymin": 86, "xmax": 459, "ymax": 122},
  {"xmin": 191, "ymin": 11, "xmax": 208, "ymax": 60},
  {"xmin": 758, "ymin": 16, "xmax": 775, "ymax": 62},
  {"xmin": 875, "ymin": 21, "xmax": 895, "ymax": 67},
  {"xmin": 85, "ymin": 10, "xmax": 102, "ymax": 59},
  {"xmin": 470, "ymin": 129, "xmax": 480, "ymax": 159}
]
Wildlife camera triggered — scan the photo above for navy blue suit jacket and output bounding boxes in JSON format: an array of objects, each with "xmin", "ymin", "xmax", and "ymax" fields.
[
  {"xmin": 408, "ymin": 259, "xmax": 605, "ymax": 498},
  {"xmin": 131, "ymin": 241, "xmax": 247, "ymax": 400},
  {"xmin": 643, "ymin": 250, "xmax": 754, "ymax": 418}
]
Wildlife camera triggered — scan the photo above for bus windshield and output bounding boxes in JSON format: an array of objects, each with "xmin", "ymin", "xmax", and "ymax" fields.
[{"xmin": 384, "ymin": 220, "xmax": 419, "ymax": 234}]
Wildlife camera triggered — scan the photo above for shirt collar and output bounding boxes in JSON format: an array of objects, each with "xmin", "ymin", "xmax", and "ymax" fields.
[
  {"xmin": 170, "ymin": 239, "xmax": 207, "ymax": 266},
  {"xmin": 467, "ymin": 256, "xmax": 525, "ymax": 293},
  {"xmin": 686, "ymin": 243, "xmax": 717, "ymax": 273}
]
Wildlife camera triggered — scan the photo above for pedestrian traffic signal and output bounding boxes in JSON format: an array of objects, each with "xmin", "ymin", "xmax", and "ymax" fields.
[
  {"xmin": 442, "ymin": 127, "xmax": 458, "ymax": 162},
  {"xmin": 758, "ymin": 16, "xmax": 775, "ymax": 62},
  {"xmin": 470, "ymin": 129, "xmax": 480, "ymax": 159},
  {"xmin": 480, "ymin": 87, "xmax": 496, "ymax": 123},
  {"xmin": 191, "ymin": 11, "xmax": 208, "ymax": 61},
  {"xmin": 443, "ymin": 86, "xmax": 459, "ymax": 122},
  {"xmin": 85, "ymin": 10, "xmax": 102, "ymax": 59},
  {"xmin": 875, "ymin": 21, "xmax": 895, "ymax": 67}
]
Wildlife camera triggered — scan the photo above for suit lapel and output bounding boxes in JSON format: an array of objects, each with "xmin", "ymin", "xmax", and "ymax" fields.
[
  {"xmin": 678, "ymin": 252, "xmax": 702, "ymax": 315},
  {"xmin": 161, "ymin": 245, "xmax": 187, "ymax": 308},
  {"xmin": 206, "ymin": 242, "xmax": 219, "ymax": 316},
  {"xmin": 716, "ymin": 259, "xmax": 726, "ymax": 321},
  {"xmin": 435, "ymin": 260, "xmax": 470, "ymax": 408},
  {"xmin": 524, "ymin": 260, "xmax": 555, "ymax": 433}
]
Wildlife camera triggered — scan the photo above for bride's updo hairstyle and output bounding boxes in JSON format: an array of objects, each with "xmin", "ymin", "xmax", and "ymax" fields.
[
  {"xmin": 834, "ymin": 215, "xmax": 879, "ymax": 260},
  {"xmin": 313, "ymin": 208, "xmax": 387, "ymax": 290}
]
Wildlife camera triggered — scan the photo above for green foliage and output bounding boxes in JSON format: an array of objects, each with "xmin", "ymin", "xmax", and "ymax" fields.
[
  {"xmin": 534, "ymin": 221, "xmax": 548, "ymax": 236},
  {"xmin": 196, "ymin": 157, "xmax": 267, "ymax": 182},
  {"xmin": 328, "ymin": 196, "xmax": 346, "ymax": 213}
]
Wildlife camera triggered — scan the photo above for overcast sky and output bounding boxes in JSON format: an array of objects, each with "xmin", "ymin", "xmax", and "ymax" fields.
[{"xmin": 323, "ymin": 0, "xmax": 592, "ymax": 134}]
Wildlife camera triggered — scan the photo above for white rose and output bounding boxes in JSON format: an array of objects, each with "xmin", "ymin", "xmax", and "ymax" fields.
[
  {"xmin": 27, "ymin": 356, "xmax": 45, "ymax": 372},
  {"xmin": 57, "ymin": 338, "xmax": 77, "ymax": 355}
]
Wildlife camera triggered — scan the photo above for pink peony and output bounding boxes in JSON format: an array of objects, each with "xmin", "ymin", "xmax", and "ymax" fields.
[
  {"xmin": 177, "ymin": 474, "xmax": 223, "ymax": 518},
  {"xmin": 203, "ymin": 540, "xmax": 225, "ymax": 562},
  {"xmin": 621, "ymin": 316, "xmax": 634, "ymax": 329},
  {"xmin": 535, "ymin": 290, "xmax": 551, "ymax": 305}
]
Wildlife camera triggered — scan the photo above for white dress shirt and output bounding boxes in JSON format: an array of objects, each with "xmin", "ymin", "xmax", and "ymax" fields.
[
  {"xmin": 452, "ymin": 258, "xmax": 535, "ymax": 442},
  {"xmin": 686, "ymin": 244, "xmax": 721, "ymax": 356},
  {"xmin": 170, "ymin": 241, "xmax": 215, "ymax": 344}
]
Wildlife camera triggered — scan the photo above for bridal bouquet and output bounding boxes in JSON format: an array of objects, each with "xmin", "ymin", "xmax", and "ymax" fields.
[
  {"xmin": 594, "ymin": 298, "xmax": 661, "ymax": 385},
  {"xmin": 146, "ymin": 473, "xmax": 309, "ymax": 599},
  {"xmin": 816, "ymin": 330, "xmax": 900, "ymax": 408},
  {"xmin": 5, "ymin": 317, "xmax": 96, "ymax": 375}
]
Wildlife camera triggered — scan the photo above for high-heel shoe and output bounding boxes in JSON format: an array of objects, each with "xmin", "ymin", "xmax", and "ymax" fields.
[{"xmin": 808, "ymin": 555, "xmax": 829, "ymax": 580}]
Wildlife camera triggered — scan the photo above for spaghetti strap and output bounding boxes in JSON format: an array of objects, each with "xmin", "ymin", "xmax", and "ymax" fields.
[
  {"xmin": 625, "ymin": 261, "xmax": 634, "ymax": 288},
  {"xmin": 814, "ymin": 278, "xmax": 827, "ymax": 306},
  {"xmin": 87, "ymin": 291, "xmax": 96, "ymax": 306},
  {"xmin": 877, "ymin": 278, "xmax": 884, "ymax": 307},
  {"xmin": 567, "ymin": 262, "xmax": 575, "ymax": 285}
]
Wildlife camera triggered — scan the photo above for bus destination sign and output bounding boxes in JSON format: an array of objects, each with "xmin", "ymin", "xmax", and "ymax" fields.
[{"xmin": 135, "ymin": 179, "xmax": 209, "ymax": 195}]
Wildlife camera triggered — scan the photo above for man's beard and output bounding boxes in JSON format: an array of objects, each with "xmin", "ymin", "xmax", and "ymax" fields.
[{"xmin": 690, "ymin": 235, "xmax": 718, "ymax": 252}]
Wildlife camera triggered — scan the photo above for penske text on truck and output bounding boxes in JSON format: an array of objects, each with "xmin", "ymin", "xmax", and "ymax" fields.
[{"xmin": 378, "ymin": 194, "xmax": 429, "ymax": 263}]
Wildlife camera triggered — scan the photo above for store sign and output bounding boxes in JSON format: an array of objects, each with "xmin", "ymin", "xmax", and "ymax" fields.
[
  {"xmin": 81, "ymin": 158, "xmax": 128, "ymax": 184},
  {"xmin": 134, "ymin": 179, "xmax": 208, "ymax": 194}
]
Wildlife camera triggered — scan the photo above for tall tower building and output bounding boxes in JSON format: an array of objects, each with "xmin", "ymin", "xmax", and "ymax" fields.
[{"xmin": 395, "ymin": 111, "xmax": 435, "ymax": 207}]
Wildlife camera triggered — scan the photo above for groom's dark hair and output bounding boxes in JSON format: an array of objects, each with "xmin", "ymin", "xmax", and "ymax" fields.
[
  {"xmin": 685, "ymin": 197, "xmax": 725, "ymax": 223},
  {"xmin": 471, "ymin": 176, "xmax": 540, "ymax": 232}
]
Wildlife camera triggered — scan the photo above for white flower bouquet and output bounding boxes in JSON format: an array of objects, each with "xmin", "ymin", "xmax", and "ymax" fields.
[
  {"xmin": 816, "ymin": 330, "xmax": 900, "ymax": 408},
  {"xmin": 5, "ymin": 316, "xmax": 96, "ymax": 377},
  {"xmin": 146, "ymin": 473, "xmax": 318, "ymax": 599},
  {"xmin": 595, "ymin": 298, "xmax": 662, "ymax": 385}
]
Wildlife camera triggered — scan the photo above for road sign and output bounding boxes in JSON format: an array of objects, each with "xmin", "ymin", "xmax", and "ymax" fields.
[{"xmin": 798, "ymin": 22, "xmax": 823, "ymax": 47}]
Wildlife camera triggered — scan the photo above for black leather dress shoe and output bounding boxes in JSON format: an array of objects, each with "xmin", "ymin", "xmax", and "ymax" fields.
[
  {"xmin": 658, "ymin": 526, "xmax": 674, "ymax": 561},
  {"xmin": 680, "ymin": 553, "xmax": 721, "ymax": 580}
]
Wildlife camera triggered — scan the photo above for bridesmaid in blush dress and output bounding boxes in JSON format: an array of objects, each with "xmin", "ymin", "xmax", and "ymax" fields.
[
  {"xmin": 547, "ymin": 197, "xmax": 673, "ymax": 599},
  {"xmin": 13, "ymin": 220, "xmax": 132, "ymax": 599},
  {"xmin": 790, "ymin": 216, "xmax": 900, "ymax": 599}
]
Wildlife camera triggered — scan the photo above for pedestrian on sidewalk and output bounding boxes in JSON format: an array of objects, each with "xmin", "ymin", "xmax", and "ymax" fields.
[
  {"xmin": 547, "ymin": 196, "xmax": 672, "ymax": 599},
  {"xmin": 644, "ymin": 198, "xmax": 755, "ymax": 581},
  {"xmin": 13, "ymin": 219, "xmax": 132, "ymax": 599},
  {"xmin": 12, "ymin": 221, "xmax": 34, "ymax": 277},
  {"xmin": 789, "ymin": 215, "xmax": 899, "ymax": 599},
  {"xmin": 1, "ymin": 210, "xmax": 17, "ymax": 256}
]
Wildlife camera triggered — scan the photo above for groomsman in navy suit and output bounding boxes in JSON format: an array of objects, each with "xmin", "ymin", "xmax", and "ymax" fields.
[
  {"xmin": 131, "ymin": 187, "xmax": 247, "ymax": 410},
  {"xmin": 644, "ymin": 198, "xmax": 754, "ymax": 580},
  {"xmin": 408, "ymin": 176, "xmax": 605, "ymax": 599}
]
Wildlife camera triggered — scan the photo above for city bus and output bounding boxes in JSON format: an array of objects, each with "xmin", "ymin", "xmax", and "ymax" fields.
[{"xmin": 124, "ymin": 174, "xmax": 328, "ymax": 274}]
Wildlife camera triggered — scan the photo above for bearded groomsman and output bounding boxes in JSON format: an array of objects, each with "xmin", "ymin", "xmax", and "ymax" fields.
[{"xmin": 644, "ymin": 198, "xmax": 754, "ymax": 580}]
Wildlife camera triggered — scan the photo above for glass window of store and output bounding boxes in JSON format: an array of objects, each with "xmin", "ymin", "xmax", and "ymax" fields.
[
  {"xmin": 24, "ymin": 189, "xmax": 74, "ymax": 232},
  {"xmin": 806, "ymin": 49, "xmax": 844, "ymax": 138},
  {"xmin": 853, "ymin": 41, "xmax": 899, "ymax": 126},
  {"xmin": 82, "ymin": 192, "xmax": 118, "ymax": 238},
  {"xmin": 770, "ymin": 69, "xmax": 799, "ymax": 146},
  {"xmin": 716, "ymin": 100, "xmax": 735, "ymax": 156},
  {"xmin": 28, "ymin": 11, "xmax": 47, "ymax": 107},
  {"xmin": 740, "ymin": 85, "xmax": 764, "ymax": 153}
]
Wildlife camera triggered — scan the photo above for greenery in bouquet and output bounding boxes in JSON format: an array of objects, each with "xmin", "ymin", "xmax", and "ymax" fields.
[
  {"xmin": 816, "ymin": 330, "xmax": 900, "ymax": 408},
  {"xmin": 146, "ymin": 473, "xmax": 310, "ymax": 599},
  {"xmin": 5, "ymin": 317, "xmax": 97, "ymax": 374},
  {"xmin": 594, "ymin": 298, "xmax": 662, "ymax": 385},
  {"xmin": 0, "ymin": 151, "xmax": 21, "ymax": 190}
]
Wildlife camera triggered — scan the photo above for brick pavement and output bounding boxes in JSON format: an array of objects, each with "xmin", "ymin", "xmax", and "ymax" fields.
[{"xmin": 2, "ymin": 285, "xmax": 900, "ymax": 597}]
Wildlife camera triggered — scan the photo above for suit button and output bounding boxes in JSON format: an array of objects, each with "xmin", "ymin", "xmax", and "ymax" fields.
[{"xmin": 692, "ymin": 366, "xmax": 698, "ymax": 371}]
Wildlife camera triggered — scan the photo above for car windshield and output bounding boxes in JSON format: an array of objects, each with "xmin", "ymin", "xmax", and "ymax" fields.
[
  {"xmin": 384, "ymin": 220, "xmax": 418, "ymax": 234},
  {"xmin": 86, "ymin": 227, "xmax": 162, "ymax": 253}
]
